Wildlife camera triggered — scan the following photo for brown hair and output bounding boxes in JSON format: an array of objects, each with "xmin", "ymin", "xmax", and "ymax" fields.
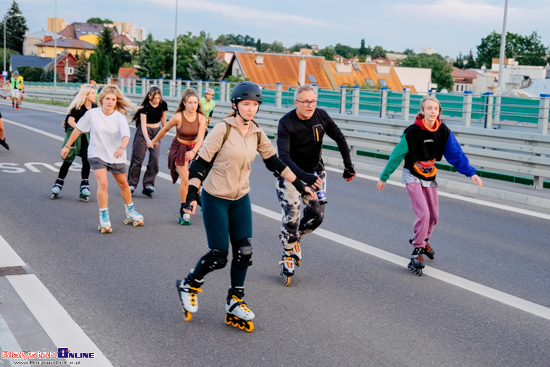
[{"xmin": 176, "ymin": 88, "xmax": 204, "ymax": 115}]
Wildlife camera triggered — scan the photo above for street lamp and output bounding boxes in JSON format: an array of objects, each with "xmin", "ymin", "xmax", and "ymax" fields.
[
  {"xmin": 496, "ymin": 0, "xmax": 509, "ymax": 94},
  {"xmin": 133, "ymin": 64, "xmax": 149, "ymax": 78},
  {"xmin": 172, "ymin": 0, "xmax": 178, "ymax": 84},
  {"xmin": 53, "ymin": 0, "xmax": 59, "ymax": 89}
]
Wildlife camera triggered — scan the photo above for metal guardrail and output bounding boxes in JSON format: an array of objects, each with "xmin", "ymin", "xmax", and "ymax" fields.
[{"xmin": 24, "ymin": 88, "xmax": 550, "ymax": 189}]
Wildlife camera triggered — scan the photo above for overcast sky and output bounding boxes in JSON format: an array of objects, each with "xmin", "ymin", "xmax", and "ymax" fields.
[{"xmin": 11, "ymin": 0, "xmax": 550, "ymax": 58}]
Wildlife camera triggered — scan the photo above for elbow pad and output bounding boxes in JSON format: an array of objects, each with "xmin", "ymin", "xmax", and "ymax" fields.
[
  {"xmin": 189, "ymin": 156, "xmax": 211, "ymax": 182},
  {"xmin": 263, "ymin": 155, "xmax": 287, "ymax": 177}
]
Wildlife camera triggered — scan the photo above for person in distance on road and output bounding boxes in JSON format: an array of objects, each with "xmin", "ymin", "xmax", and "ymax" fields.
[
  {"xmin": 50, "ymin": 84, "xmax": 97, "ymax": 201},
  {"xmin": 6, "ymin": 71, "xmax": 24, "ymax": 110},
  {"xmin": 151, "ymin": 88, "xmax": 207, "ymax": 224},
  {"xmin": 275, "ymin": 84, "xmax": 356, "ymax": 286},
  {"xmin": 127, "ymin": 86, "xmax": 167, "ymax": 198},
  {"xmin": 176, "ymin": 81, "xmax": 315, "ymax": 331},
  {"xmin": 0, "ymin": 95, "xmax": 10, "ymax": 150},
  {"xmin": 61, "ymin": 85, "xmax": 144, "ymax": 233},
  {"xmin": 199, "ymin": 88, "xmax": 216, "ymax": 131},
  {"xmin": 377, "ymin": 96, "xmax": 482, "ymax": 276}
]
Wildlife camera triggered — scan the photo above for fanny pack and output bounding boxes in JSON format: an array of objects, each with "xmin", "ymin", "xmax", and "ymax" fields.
[{"xmin": 413, "ymin": 159, "xmax": 437, "ymax": 178}]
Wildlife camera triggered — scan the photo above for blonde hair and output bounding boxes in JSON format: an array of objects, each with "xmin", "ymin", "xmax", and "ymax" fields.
[
  {"xmin": 98, "ymin": 85, "xmax": 138, "ymax": 116},
  {"xmin": 67, "ymin": 84, "xmax": 97, "ymax": 113},
  {"xmin": 419, "ymin": 96, "xmax": 442, "ymax": 118}
]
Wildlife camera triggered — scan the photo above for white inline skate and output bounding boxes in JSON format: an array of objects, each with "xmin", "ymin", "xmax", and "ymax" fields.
[
  {"xmin": 176, "ymin": 275, "xmax": 203, "ymax": 321},
  {"xmin": 225, "ymin": 287, "xmax": 254, "ymax": 332}
]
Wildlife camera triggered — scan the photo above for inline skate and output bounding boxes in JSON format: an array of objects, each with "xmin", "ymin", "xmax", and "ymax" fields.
[
  {"xmin": 225, "ymin": 287, "xmax": 254, "ymax": 332},
  {"xmin": 407, "ymin": 247, "xmax": 425, "ymax": 276},
  {"xmin": 124, "ymin": 203, "xmax": 144, "ymax": 226},
  {"xmin": 409, "ymin": 238, "xmax": 435, "ymax": 260},
  {"xmin": 176, "ymin": 275, "xmax": 203, "ymax": 321},
  {"xmin": 0, "ymin": 138, "xmax": 8, "ymax": 150},
  {"xmin": 98, "ymin": 208, "xmax": 112, "ymax": 233},
  {"xmin": 50, "ymin": 178, "xmax": 64, "ymax": 199},
  {"xmin": 142, "ymin": 186, "xmax": 155, "ymax": 198},
  {"xmin": 79, "ymin": 179, "xmax": 91, "ymax": 202}
]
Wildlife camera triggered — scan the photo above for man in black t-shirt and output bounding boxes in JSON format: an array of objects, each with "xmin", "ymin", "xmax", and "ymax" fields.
[{"xmin": 276, "ymin": 84, "xmax": 356, "ymax": 285}]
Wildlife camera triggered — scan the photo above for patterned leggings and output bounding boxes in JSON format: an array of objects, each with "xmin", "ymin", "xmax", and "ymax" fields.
[{"xmin": 275, "ymin": 170, "xmax": 326, "ymax": 249}]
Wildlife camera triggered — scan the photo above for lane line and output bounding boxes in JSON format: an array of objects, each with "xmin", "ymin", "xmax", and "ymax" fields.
[
  {"xmin": 0, "ymin": 235, "xmax": 25, "ymax": 267},
  {"xmin": 5, "ymin": 114, "xmax": 550, "ymax": 323},
  {"xmin": 253, "ymin": 204, "xmax": 550, "ymax": 321},
  {"xmin": 7, "ymin": 274, "xmax": 113, "ymax": 367},
  {"xmin": 0, "ymin": 312, "xmax": 22, "ymax": 367}
]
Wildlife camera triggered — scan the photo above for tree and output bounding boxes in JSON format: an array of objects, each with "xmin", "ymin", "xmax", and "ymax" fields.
[
  {"xmin": 266, "ymin": 41, "xmax": 285, "ymax": 53},
  {"xmin": 17, "ymin": 66, "xmax": 42, "ymax": 81},
  {"xmin": 0, "ymin": 1, "xmax": 28, "ymax": 54},
  {"xmin": 476, "ymin": 31, "xmax": 548, "ymax": 67},
  {"xmin": 72, "ymin": 54, "xmax": 89, "ymax": 83},
  {"xmin": 288, "ymin": 43, "xmax": 312, "ymax": 53},
  {"xmin": 403, "ymin": 48, "xmax": 415, "ymax": 56},
  {"xmin": 359, "ymin": 39, "xmax": 367, "ymax": 57},
  {"xmin": 400, "ymin": 53, "xmax": 454, "ymax": 91},
  {"xmin": 316, "ymin": 46, "xmax": 335, "ymax": 61},
  {"xmin": 87, "ymin": 17, "xmax": 113, "ymax": 24},
  {"xmin": 187, "ymin": 35, "xmax": 225, "ymax": 81},
  {"xmin": 371, "ymin": 45, "xmax": 386, "ymax": 59},
  {"xmin": 334, "ymin": 43, "xmax": 357, "ymax": 59}
]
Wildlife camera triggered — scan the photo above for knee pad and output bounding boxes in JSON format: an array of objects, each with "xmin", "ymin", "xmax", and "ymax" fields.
[
  {"xmin": 232, "ymin": 238, "xmax": 253, "ymax": 270},
  {"xmin": 201, "ymin": 249, "xmax": 229, "ymax": 270}
]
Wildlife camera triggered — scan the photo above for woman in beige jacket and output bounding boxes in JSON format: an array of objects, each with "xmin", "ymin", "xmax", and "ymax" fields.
[{"xmin": 175, "ymin": 81, "xmax": 314, "ymax": 332}]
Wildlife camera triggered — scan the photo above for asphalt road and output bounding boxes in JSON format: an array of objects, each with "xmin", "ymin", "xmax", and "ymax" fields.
[{"xmin": 0, "ymin": 103, "xmax": 549, "ymax": 367}]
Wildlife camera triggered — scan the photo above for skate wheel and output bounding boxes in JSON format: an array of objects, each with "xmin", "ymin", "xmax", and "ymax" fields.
[
  {"xmin": 295, "ymin": 259, "xmax": 301, "ymax": 267},
  {"xmin": 224, "ymin": 314, "xmax": 232, "ymax": 325},
  {"xmin": 133, "ymin": 221, "xmax": 138, "ymax": 227},
  {"xmin": 183, "ymin": 309, "xmax": 193, "ymax": 322},
  {"xmin": 245, "ymin": 321, "xmax": 254, "ymax": 332},
  {"xmin": 281, "ymin": 274, "xmax": 291, "ymax": 287},
  {"xmin": 124, "ymin": 219, "xmax": 130, "ymax": 225},
  {"xmin": 51, "ymin": 194, "xmax": 57, "ymax": 200}
]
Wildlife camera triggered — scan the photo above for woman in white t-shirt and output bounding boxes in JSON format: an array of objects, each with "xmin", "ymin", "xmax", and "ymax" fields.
[{"xmin": 61, "ymin": 85, "xmax": 144, "ymax": 233}]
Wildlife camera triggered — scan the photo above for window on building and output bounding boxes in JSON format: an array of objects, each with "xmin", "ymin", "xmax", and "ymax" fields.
[
  {"xmin": 307, "ymin": 75, "xmax": 317, "ymax": 83},
  {"xmin": 364, "ymin": 78, "xmax": 374, "ymax": 86},
  {"xmin": 378, "ymin": 79, "xmax": 388, "ymax": 87},
  {"xmin": 353, "ymin": 63, "xmax": 360, "ymax": 71}
]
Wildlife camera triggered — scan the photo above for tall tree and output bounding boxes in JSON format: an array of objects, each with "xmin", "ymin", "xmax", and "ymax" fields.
[
  {"xmin": 400, "ymin": 53, "xmax": 454, "ymax": 91},
  {"xmin": 371, "ymin": 45, "xmax": 386, "ymax": 59},
  {"xmin": 187, "ymin": 35, "xmax": 225, "ymax": 81},
  {"xmin": 0, "ymin": 1, "xmax": 28, "ymax": 54},
  {"xmin": 72, "ymin": 53, "xmax": 89, "ymax": 83},
  {"xmin": 476, "ymin": 30, "xmax": 548, "ymax": 67},
  {"xmin": 359, "ymin": 39, "xmax": 367, "ymax": 56}
]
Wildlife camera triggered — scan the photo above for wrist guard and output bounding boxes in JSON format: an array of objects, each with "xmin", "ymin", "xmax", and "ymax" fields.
[
  {"xmin": 343, "ymin": 164, "xmax": 356, "ymax": 181},
  {"xmin": 291, "ymin": 179, "xmax": 308, "ymax": 196}
]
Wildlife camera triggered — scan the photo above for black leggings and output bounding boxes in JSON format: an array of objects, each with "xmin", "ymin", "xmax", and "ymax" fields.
[{"xmin": 58, "ymin": 158, "xmax": 90, "ymax": 180}]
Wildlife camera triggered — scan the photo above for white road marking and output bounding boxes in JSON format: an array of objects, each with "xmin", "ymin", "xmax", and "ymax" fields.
[{"xmin": 7, "ymin": 274, "xmax": 113, "ymax": 367}]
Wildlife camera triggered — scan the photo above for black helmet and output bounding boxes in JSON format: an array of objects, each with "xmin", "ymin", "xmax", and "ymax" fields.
[{"xmin": 231, "ymin": 81, "xmax": 262, "ymax": 105}]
